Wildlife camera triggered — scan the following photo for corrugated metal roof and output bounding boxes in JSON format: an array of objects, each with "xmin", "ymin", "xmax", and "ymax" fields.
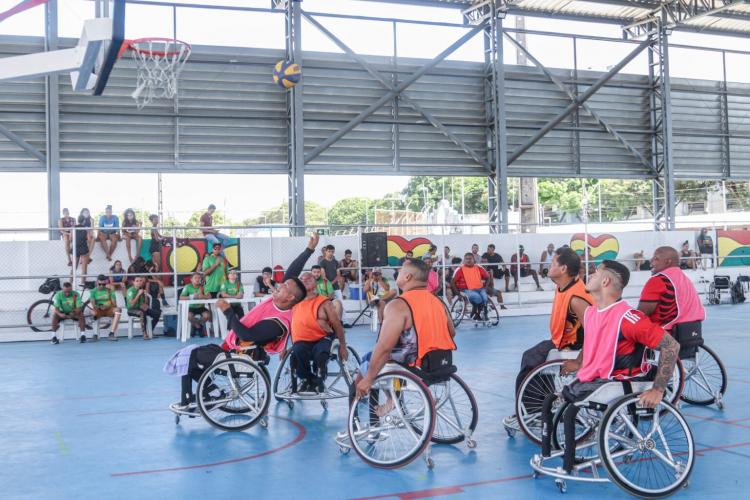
[{"xmin": 514, "ymin": 0, "xmax": 653, "ymax": 21}]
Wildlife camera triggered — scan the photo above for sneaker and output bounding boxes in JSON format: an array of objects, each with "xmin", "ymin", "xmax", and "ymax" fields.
[
  {"xmin": 108, "ymin": 332, "xmax": 118, "ymax": 341},
  {"xmin": 161, "ymin": 298, "xmax": 169, "ymax": 307},
  {"xmin": 316, "ymin": 379, "xmax": 326, "ymax": 394},
  {"xmin": 51, "ymin": 336, "xmax": 59, "ymax": 345},
  {"xmin": 298, "ymin": 380, "xmax": 312, "ymax": 393},
  {"xmin": 500, "ymin": 304, "xmax": 508, "ymax": 310},
  {"xmin": 92, "ymin": 334, "xmax": 99, "ymax": 342},
  {"xmin": 79, "ymin": 335, "xmax": 86, "ymax": 343},
  {"xmin": 536, "ymin": 286, "xmax": 544, "ymax": 292}
]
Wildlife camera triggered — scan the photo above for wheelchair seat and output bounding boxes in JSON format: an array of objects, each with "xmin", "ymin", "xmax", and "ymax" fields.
[
  {"xmin": 545, "ymin": 349, "xmax": 579, "ymax": 362},
  {"xmin": 408, "ymin": 349, "xmax": 457, "ymax": 384},
  {"xmin": 582, "ymin": 380, "xmax": 653, "ymax": 406},
  {"xmin": 235, "ymin": 341, "xmax": 270, "ymax": 366}
]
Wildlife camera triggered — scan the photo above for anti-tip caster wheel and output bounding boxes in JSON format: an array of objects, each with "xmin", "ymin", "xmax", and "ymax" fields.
[
  {"xmin": 716, "ymin": 395, "xmax": 725, "ymax": 410},
  {"xmin": 532, "ymin": 471, "xmax": 540, "ymax": 479},
  {"xmin": 287, "ymin": 400, "xmax": 294, "ymax": 410},
  {"xmin": 321, "ymin": 400, "xmax": 328, "ymax": 410},
  {"xmin": 425, "ymin": 456, "xmax": 435, "ymax": 469},
  {"xmin": 683, "ymin": 480, "xmax": 690, "ymax": 489},
  {"xmin": 505, "ymin": 427, "xmax": 517, "ymax": 438},
  {"xmin": 339, "ymin": 446, "xmax": 350, "ymax": 455},
  {"xmin": 467, "ymin": 438, "xmax": 477, "ymax": 449},
  {"xmin": 175, "ymin": 414, "xmax": 180, "ymax": 425},
  {"xmin": 259, "ymin": 417, "xmax": 269, "ymax": 429},
  {"xmin": 555, "ymin": 479, "xmax": 567, "ymax": 494}
]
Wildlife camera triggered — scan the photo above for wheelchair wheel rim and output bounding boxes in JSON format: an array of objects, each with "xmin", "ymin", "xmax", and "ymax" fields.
[
  {"xmin": 600, "ymin": 397, "xmax": 694, "ymax": 496},
  {"xmin": 516, "ymin": 360, "xmax": 574, "ymax": 444},
  {"xmin": 680, "ymin": 345, "xmax": 727, "ymax": 405},
  {"xmin": 197, "ymin": 358, "xmax": 270, "ymax": 431},
  {"xmin": 348, "ymin": 371, "xmax": 435, "ymax": 468},
  {"xmin": 426, "ymin": 374, "xmax": 478, "ymax": 444}
]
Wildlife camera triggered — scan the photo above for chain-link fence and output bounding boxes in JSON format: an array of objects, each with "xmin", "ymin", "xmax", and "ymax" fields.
[{"xmin": 1, "ymin": 220, "xmax": 749, "ymax": 339}]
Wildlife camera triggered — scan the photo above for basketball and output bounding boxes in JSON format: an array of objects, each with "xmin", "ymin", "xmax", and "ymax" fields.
[{"xmin": 273, "ymin": 60, "xmax": 302, "ymax": 89}]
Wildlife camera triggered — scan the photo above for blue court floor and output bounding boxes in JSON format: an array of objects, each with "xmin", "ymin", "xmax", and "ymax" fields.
[{"xmin": 1, "ymin": 304, "xmax": 748, "ymax": 500}]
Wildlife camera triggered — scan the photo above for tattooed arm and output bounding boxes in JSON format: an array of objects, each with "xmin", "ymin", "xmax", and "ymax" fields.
[{"xmin": 639, "ymin": 333, "xmax": 679, "ymax": 408}]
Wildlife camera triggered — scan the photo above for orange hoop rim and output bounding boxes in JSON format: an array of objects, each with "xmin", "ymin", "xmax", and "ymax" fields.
[{"xmin": 119, "ymin": 37, "xmax": 192, "ymax": 58}]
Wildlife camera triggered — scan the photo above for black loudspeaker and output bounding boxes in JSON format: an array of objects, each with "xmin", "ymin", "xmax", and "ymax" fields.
[{"xmin": 362, "ymin": 232, "xmax": 388, "ymax": 267}]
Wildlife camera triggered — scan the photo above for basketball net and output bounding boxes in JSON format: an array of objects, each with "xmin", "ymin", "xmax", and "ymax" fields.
[{"xmin": 125, "ymin": 38, "xmax": 191, "ymax": 109}]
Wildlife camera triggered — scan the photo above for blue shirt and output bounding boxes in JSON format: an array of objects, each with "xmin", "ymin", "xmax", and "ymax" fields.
[{"xmin": 99, "ymin": 215, "xmax": 119, "ymax": 232}]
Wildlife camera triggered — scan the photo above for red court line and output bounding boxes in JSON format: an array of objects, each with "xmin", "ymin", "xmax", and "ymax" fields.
[
  {"xmin": 685, "ymin": 413, "xmax": 750, "ymax": 430},
  {"xmin": 110, "ymin": 416, "xmax": 306, "ymax": 477},
  {"xmin": 351, "ymin": 442, "xmax": 750, "ymax": 500}
]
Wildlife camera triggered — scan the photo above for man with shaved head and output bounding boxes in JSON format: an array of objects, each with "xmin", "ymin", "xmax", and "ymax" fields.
[{"xmin": 637, "ymin": 246, "xmax": 705, "ymax": 358}]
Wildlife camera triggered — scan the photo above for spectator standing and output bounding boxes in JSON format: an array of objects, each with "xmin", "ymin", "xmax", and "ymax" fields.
[
  {"xmin": 318, "ymin": 245, "xmax": 344, "ymax": 300},
  {"xmin": 148, "ymin": 214, "xmax": 170, "ymax": 280},
  {"xmin": 439, "ymin": 246, "xmax": 452, "ymax": 266},
  {"xmin": 202, "ymin": 242, "xmax": 227, "ymax": 298},
  {"xmin": 78, "ymin": 208, "xmax": 96, "ymax": 262},
  {"xmin": 696, "ymin": 228, "xmax": 714, "ymax": 270},
  {"xmin": 219, "ymin": 268, "xmax": 245, "ymax": 317},
  {"xmin": 200, "ymin": 204, "xmax": 231, "ymax": 251},
  {"xmin": 539, "ymin": 243, "xmax": 555, "ymax": 278},
  {"xmin": 97, "ymin": 205, "xmax": 120, "ymax": 261},
  {"xmin": 339, "ymin": 249, "xmax": 358, "ymax": 290},
  {"xmin": 481, "ymin": 244, "xmax": 508, "ymax": 309},
  {"xmin": 510, "ymin": 245, "xmax": 543, "ymax": 291},
  {"xmin": 122, "ymin": 208, "xmax": 143, "ymax": 264},
  {"xmin": 59, "ymin": 208, "xmax": 75, "ymax": 267},
  {"xmin": 50, "ymin": 282, "xmax": 87, "ymax": 344},
  {"xmin": 253, "ymin": 267, "xmax": 277, "ymax": 297},
  {"xmin": 73, "ymin": 216, "xmax": 91, "ymax": 287},
  {"xmin": 680, "ymin": 240, "xmax": 697, "ymax": 270},
  {"xmin": 471, "ymin": 243, "xmax": 480, "ymax": 263}
]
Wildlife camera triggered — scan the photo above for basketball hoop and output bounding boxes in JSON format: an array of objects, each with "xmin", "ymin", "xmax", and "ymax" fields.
[{"xmin": 123, "ymin": 37, "xmax": 191, "ymax": 109}]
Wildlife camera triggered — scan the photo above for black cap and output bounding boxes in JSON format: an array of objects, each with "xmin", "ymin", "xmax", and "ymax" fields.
[
  {"xmin": 97, "ymin": 274, "xmax": 107, "ymax": 281},
  {"xmin": 262, "ymin": 266, "xmax": 273, "ymax": 274}
]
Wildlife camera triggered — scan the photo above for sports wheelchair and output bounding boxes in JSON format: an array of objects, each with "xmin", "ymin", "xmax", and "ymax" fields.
[
  {"xmin": 272, "ymin": 339, "xmax": 361, "ymax": 410},
  {"xmin": 530, "ymin": 379, "xmax": 695, "ymax": 497},
  {"xmin": 336, "ymin": 352, "xmax": 478, "ymax": 469},
  {"xmin": 680, "ymin": 344, "xmax": 727, "ymax": 410},
  {"xmin": 506, "ymin": 349, "xmax": 684, "ymax": 445},
  {"xmin": 449, "ymin": 292, "xmax": 500, "ymax": 328},
  {"xmin": 706, "ymin": 275, "xmax": 732, "ymax": 305},
  {"xmin": 169, "ymin": 344, "xmax": 272, "ymax": 432}
]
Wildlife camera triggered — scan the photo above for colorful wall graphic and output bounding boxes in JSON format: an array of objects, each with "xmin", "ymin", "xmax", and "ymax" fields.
[
  {"xmin": 138, "ymin": 238, "xmax": 241, "ymax": 285},
  {"xmin": 570, "ymin": 233, "xmax": 619, "ymax": 264},
  {"xmin": 718, "ymin": 230, "xmax": 750, "ymax": 267},
  {"xmin": 387, "ymin": 236, "xmax": 434, "ymax": 267}
]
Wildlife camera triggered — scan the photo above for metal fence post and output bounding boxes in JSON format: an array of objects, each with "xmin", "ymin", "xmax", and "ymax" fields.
[
  {"xmin": 172, "ymin": 229, "xmax": 178, "ymax": 307},
  {"xmin": 356, "ymin": 225, "xmax": 363, "ymax": 316}
]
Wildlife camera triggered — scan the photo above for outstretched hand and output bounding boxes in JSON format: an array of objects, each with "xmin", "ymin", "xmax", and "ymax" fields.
[{"xmin": 308, "ymin": 232, "xmax": 320, "ymax": 250}]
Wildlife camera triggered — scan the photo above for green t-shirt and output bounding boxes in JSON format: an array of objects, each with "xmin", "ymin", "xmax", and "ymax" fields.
[
  {"xmin": 315, "ymin": 277, "xmax": 334, "ymax": 297},
  {"xmin": 53, "ymin": 291, "xmax": 82, "ymax": 313},
  {"xmin": 220, "ymin": 280, "xmax": 243, "ymax": 297},
  {"xmin": 90, "ymin": 288, "xmax": 116, "ymax": 308},
  {"xmin": 126, "ymin": 286, "xmax": 145, "ymax": 309},
  {"xmin": 202, "ymin": 254, "xmax": 226, "ymax": 293},
  {"xmin": 181, "ymin": 283, "xmax": 205, "ymax": 310}
]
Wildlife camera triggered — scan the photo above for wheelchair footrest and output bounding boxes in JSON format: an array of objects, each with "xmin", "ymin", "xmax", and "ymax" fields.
[{"xmin": 530, "ymin": 453, "xmax": 608, "ymax": 484}]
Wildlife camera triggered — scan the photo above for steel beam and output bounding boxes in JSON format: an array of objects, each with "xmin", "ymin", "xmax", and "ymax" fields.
[
  {"xmin": 508, "ymin": 36, "xmax": 652, "ymax": 165},
  {"xmin": 504, "ymin": 32, "xmax": 655, "ymax": 174},
  {"xmin": 302, "ymin": 11, "xmax": 490, "ymax": 170},
  {"xmin": 0, "ymin": 123, "xmax": 45, "ymax": 162},
  {"xmin": 304, "ymin": 21, "xmax": 487, "ymax": 164},
  {"xmin": 485, "ymin": 1, "xmax": 508, "ymax": 232},
  {"xmin": 45, "ymin": 0, "xmax": 61, "ymax": 239},
  {"xmin": 287, "ymin": 0, "xmax": 305, "ymax": 233}
]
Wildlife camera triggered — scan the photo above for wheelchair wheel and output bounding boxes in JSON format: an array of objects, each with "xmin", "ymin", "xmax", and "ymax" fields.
[
  {"xmin": 680, "ymin": 344, "xmax": 727, "ymax": 406},
  {"xmin": 450, "ymin": 296, "xmax": 466, "ymax": 328},
  {"xmin": 550, "ymin": 402, "xmax": 599, "ymax": 453},
  {"xmin": 197, "ymin": 357, "xmax": 271, "ymax": 432},
  {"xmin": 665, "ymin": 358, "xmax": 685, "ymax": 406},
  {"xmin": 272, "ymin": 350, "xmax": 294, "ymax": 402},
  {"xmin": 599, "ymin": 394, "xmax": 694, "ymax": 498},
  {"xmin": 348, "ymin": 370, "xmax": 435, "ymax": 469},
  {"xmin": 425, "ymin": 373, "xmax": 478, "ymax": 445},
  {"xmin": 516, "ymin": 360, "xmax": 576, "ymax": 445},
  {"xmin": 484, "ymin": 300, "xmax": 500, "ymax": 327},
  {"xmin": 329, "ymin": 345, "xmax": 362, "ymax": 391}
]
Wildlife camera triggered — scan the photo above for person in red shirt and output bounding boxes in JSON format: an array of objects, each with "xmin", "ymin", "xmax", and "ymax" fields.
[
  {"xmin": 200, "ymin": 204, "xmax": 231, "ymax": 252},
  {"xmin": 451, "ymin": 253, "xmax": 490, "ymax": 320},
  {"xmin": 542, "ymin": 260, "xmax": 680, "ymax": 473}
]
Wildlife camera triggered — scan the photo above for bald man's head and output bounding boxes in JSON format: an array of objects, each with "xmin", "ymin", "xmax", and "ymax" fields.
[{"xmin": 650, "ymin": 246, "xmax": 680, "ymax": 273}]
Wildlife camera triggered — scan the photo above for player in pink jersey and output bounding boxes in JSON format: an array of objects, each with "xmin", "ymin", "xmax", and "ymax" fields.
[{"xmin": 540, "ymin": 260, "xmax": 680, "ymax": 473}]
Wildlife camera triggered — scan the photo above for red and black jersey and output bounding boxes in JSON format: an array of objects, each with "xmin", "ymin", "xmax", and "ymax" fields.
[{"xmin": 640, "ymin": 274, "xmax": 678, "ymax": 326}]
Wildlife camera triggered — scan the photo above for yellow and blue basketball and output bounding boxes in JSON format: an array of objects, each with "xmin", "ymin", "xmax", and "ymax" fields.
[{"xmin": 273, "ymin": 60, "xmax": 302, "ymax": 89}]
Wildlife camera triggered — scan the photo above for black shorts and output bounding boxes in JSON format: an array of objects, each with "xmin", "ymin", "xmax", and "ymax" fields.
[
  {"xmin": 149, "ymin": 240, "xmax": 162, "ymax": 254},
  {"xmin": 189, "ymin": 306, "xmax": 208, "ymax": 316}
]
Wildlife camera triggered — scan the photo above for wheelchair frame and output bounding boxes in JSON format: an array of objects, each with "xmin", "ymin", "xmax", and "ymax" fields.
[
  {"xmin": 169, "ymin": 345, "xmax": 273, "ymax": 432},
  {"xmin": 336, "ymin": 361, "xmax": 478, "ymax": 469},
  {"xmin": 272, "ymin": 339, "xmax": 361, "ymax": 410},
  {"xmin": 531, "ymin": 381, "xmax": 695, "ymax": 497},
  {"xmin": 449, "ymin": 293, "xmax": 500, "ymax": 328}
]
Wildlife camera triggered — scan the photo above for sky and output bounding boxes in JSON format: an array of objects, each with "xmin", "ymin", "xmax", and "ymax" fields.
[{"xmin": 1, "ymin": 0, "xmax": 749, "ymax": 228}]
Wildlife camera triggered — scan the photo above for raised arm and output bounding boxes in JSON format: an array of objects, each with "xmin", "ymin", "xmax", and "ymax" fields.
[{"xmin": 284, "ymin": 233, "xmax": 319, "ymax": 280}]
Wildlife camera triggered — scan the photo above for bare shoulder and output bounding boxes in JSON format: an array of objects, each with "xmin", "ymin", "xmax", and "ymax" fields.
[{"xmin": 384, "ymin": 297, "xmax": 407, "ymax": 314}]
